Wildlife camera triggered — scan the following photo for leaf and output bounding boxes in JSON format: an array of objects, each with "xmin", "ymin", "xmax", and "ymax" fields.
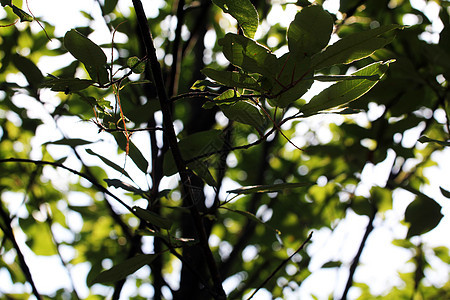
[
  {"xmin": 351, "ymin": 196, "xmax": 373, "ymax": 216},
  {"xmin": 268, "ymin": 53, "xmax": 313, "ymax": 107},
  {"xmin": 12, "ymin": 54, "xmax": 43, "ymax": 89},
  {"xmin": 22, "ymin": 221, "xmax": 57, "ymax": 256},
  {"xmin": 218, "ymin": 33, "xmax": 278, "ymax": 77},
  {"xmin": 112, "ymin": 132, "xmax": 149, "ymax": 174},
  {"xmin": 102, "ymin": 0, "xmax": 118, "ymax": 15},
  {"xmin": 288, "ymin": 5, "xmax": 333, "ymax": 57},
  {"xmin": 11, "ymin": 5, "xmax": 33, "ymax": 22},
  {"xmin": 92, "ymin": 254, "xmax": 158, "ymax": 284},
  {"xmin": 418, "ymin": 136, "xmax": 450, "ymax": 146},
  {"xmin": 219, "ymin": 101, "xmax": 266, "ymax": 133},
  {"xmin": 227, "ymin": 182, "xmax": 311, "ymax": 194},
  {"xmin": 313, "ymin": 75, "xmax": 380, "ymax": 82},
  {"xmin": 212, "ymin": 0, "xmax": 259, "ymax": 38},
  {"xmin": 64, "ymin": 29, "xmax": 109, "ymax": 85},
  {"xmin": 127, "ymin": 56, "xmax": 146, "ymax": 74},
  {"xmin": 405, "ymin": 195, "xmax": 443, "ymax": 238},
  {"xmin": 201, "ymin": 68, "xmax": 262, "ymax": 92},
  {"xmin": 190, "ymin": 79, "xmax": 223, "ymax": 91},
  {"xmin": 45, "ymin": 138, "xmax": 93, "ymax": 147},
  {"xmin": 321, "ymin": 261, "xmax": 342, "ymax": 268},
  {"xmin": 440, "ymin": 187, "xmax": 450, "ymax": 199},
  {"xmin": 41, "ymin": 77, "xmax": 94, "ymax": 93},
  {"xmin": 104, "ymin": 178, "xmax": 144, "ymax": 195},
  {"xmin": 132, "ymin": 206, "xmax": 173, "ymax": 229},
  {"xmin": 86, "ymin": 149, "xmax": 132, "ymax": 178},
  {"xmin": 311, "ymin": 25, "xmax": 401, "ymax": 70},
  {"xmin": 300, "ymin": 61, "xmax": 391, "ymax": 115}
]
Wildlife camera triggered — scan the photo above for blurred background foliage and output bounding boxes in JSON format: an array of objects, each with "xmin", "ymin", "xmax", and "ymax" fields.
[{"xmin": 0, "ymin": 0, "xmax": 449, "ymax": 299}]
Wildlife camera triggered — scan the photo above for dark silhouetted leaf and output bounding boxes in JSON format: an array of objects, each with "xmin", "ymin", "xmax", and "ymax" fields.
[
  {"xmin": 405, "ymin": 195, "xmax": 443, "ymax": 238},
  {"xmin": 227, "ymin": 182, "xmax": 311, "ymax": 194},
  {"xmin": 112, "ymin": 132, "xmax": 149, "ymax": 174},
  {"xmin": 45, "ymin": 138, "xmax": 93, "ymax": 147},
  {"xmin": 132, "ymin": 206, "xmax": 173, "ymax": 229},
  {"xmin": 418, "ymin": 136, "xmax": 450, "ymax": 146},
  {"xmin": 104, "ymin": 178, "xmax": 144, "ymax": 195},
  {"xmin": 202, "ymin": 68, "xmax": 262, "ymax": 91},
  {"xmin": 92, "ymin": 254, "xmax": 158, "ymax": 284},
  {"xmin": 41, "ymin": 78, "xmax": 94, "ymax": 93}
]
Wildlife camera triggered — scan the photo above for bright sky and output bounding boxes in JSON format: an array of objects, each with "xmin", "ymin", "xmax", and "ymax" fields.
[{"xmin": 1, "ymin": 0, "xmax": 449, "ymax": 299}]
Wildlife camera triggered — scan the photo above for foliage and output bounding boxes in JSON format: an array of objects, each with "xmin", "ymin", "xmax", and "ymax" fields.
[{"xmin": 0, "ymin": 0, "xmax": 449, "ymax": 299}]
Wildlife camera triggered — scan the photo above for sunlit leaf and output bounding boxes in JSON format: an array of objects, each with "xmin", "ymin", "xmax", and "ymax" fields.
[
  {"xmin": 212, "ymin": 0, "xmax": 259, "ymax": 38},
  {"xmin": 220, "ymin": 101, "xmax": 266, "ymax": 133},
  {"xmin": 321, "ymin": 261, "xmax": 342, "ymax": 268},
  {"xmin": 300, "ymin": 61, "xmax": 391, "ymax": 115},
  {"xmin": 311, "ymin": 25, "xmax": 401, "ymax": 70},
  {"xmin": 202, "ymin": 68, "xmax": 262, "ymax": 91},
  {"xmin": 288, "ymin": 5, "xmax": 333, "ymax": 57},
  {"xmin": 127, "ymin": 56, "xmax": 146, "ymax": 74},
  {"xmin": 218, "ymin": 33, "xmax": 278, "ymax": 77}
]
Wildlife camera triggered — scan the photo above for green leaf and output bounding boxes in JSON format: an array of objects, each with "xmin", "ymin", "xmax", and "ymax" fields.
[
  {"xmin": 288, "ymin": 6, "xmax": 333, "ymax": 57},
  {"xmin": 218, "ymin": 33, "xmax": 278, "ymax": 77},
  {"xmin": 311, "ymin": 25, "xmax": 401, "ymax": 70},
  {"xmin": 268, "ymin": 53, "xmax": 313, "ymax": 107},
  {"xmin": 92, "ymin": 254, "xmax": 158, "ymax": 284},
  {"xmin": 190, "ymin": 79, "xmax": 223, "ymax": 91},
  {"xmin": 300, "ymin": 60, "xmax": 391, "ymax": 115},
  {"xmin": 11, "ymin": 5, "xmax": 33, "ymax": 22},
  {"xmin": 45, "ymin": 138, "xmax": 93, "ymax": 147},
  {"xmin": 212, "ymin": 0, "xmax": 259, "ymax": 38},
  {"xmin": 132, "ymin": 206, "xmax": 173, "ymax": 229},
  {"xmin": 201, "ymin": 68, "xmax": 262, "ymax": 92},
  {"xmin": 22, "ymin": 221, "xmax": 57, "ymax": 256},
  {"xmin": 112, "ymin": 132, "xmax": 149, "ymax": 174},
  {"xmin": 219, "ymin": 101, "xmax": 266, "ymax": 133},
  {"xmin": 102, "ymin": 0, "xmax": 118, "ymax": 15},
  {"xmin": 321, "ymin": 261, "xmax": 342, "ymax": 268},
  {"xmin": 127, "ymin": 56, "xmax": 146, "ymax": 74},
  {"xmin": 86, "ymin": 149, "xmax": 131, "ymax": 179},
  {"xmin": 64, "ymin": 29, "xmax": 109, "ymax": 85},
  {"xmin": 12, "ymin": 54, "xmax": 43, "ymax": 88},
  {"xmin": 41, "ymin": 77, "xmax": 94, "ymax": 93},
  {"xmin": 418, "ymin": 136, "xmax": 450, "ymax": 146},
  {"xmin": 104, "ymin": 179, "xmax": 144, "ymax": 195},
  {"xmin": 405, "ymin": 195, "xmax": 443, "ymax": 238},
  {"xmin": 351, "ymin": 196, "xmax": 373, "ymax": 216},
  {"xmin": 227, "ymin": 182, "xmax": 311, "ymax": 194}
]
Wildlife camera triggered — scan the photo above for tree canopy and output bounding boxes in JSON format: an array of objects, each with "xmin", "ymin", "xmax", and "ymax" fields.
[{"xmin": 0, "ymin": 0, "xmax": 449, "ymax": 299}]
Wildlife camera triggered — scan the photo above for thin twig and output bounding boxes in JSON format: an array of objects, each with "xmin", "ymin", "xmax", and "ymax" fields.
[
  {"xmin": 0, "ymin": 158, "xmax": 132, "ymax": 213},
  {"xmin": 247, "ymin": 232, "xmax": 313, "ymax": 300}
]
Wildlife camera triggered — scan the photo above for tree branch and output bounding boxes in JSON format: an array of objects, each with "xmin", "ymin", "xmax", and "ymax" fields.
[
  {"xmin": 247, "ymin": 232, "xmax": 313, "ymax": 300},
  {"xmin": 339, "ymin": 206, "xmax": 377, "ymax": 300},
  {"xmin": 0, "ymin": 203, "xmax": 42, "ymax": 300},
  {"xmin": 131, "ymin": 1, "xmax": 225, "ymax": 298}
]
